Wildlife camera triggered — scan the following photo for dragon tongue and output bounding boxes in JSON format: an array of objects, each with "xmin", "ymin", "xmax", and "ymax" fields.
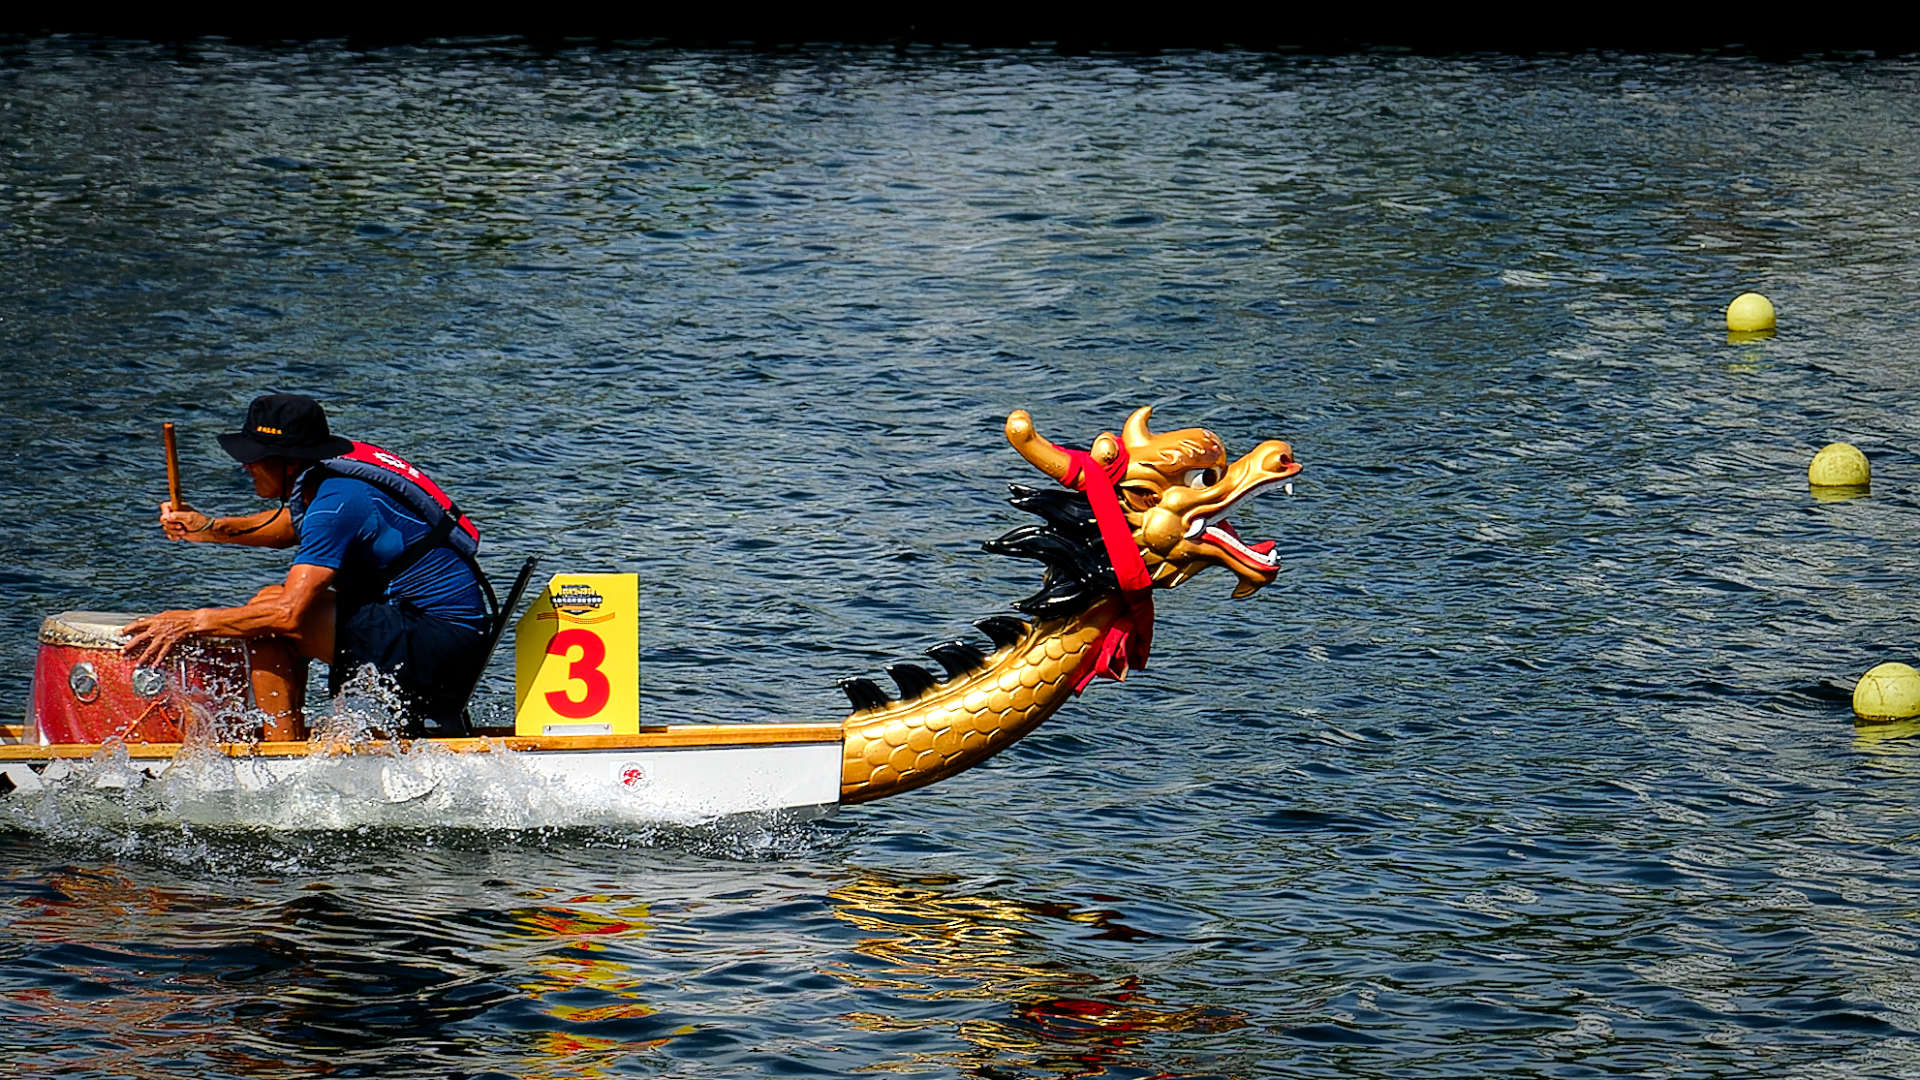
[{"xmin": 1214, "ymin": 520, "xmax": 1276, "ymax": 556}]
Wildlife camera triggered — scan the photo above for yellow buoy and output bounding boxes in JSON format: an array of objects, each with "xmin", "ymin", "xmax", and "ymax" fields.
[
  {"xmin": 1809, "ymin": 442, "xmax": 1870, "ymax": 489},
  {"xmin": 1727, "ymin": 292, "xmax": 1776, "ymax": 332},
  {"xmin": 1854, "ymin": 662, "xmax": 1920, "ymax": 721}
]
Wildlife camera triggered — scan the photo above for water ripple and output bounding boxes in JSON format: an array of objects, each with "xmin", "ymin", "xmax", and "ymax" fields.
[{"xmin": 5, "ymin": 38, "xmax": 1920, "ymax": 1080}]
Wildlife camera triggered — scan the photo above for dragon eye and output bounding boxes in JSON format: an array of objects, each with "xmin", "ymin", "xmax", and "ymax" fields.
[{"xmin": 1184, "ymin": 469, "xmax": 1221, "ymax": 488}]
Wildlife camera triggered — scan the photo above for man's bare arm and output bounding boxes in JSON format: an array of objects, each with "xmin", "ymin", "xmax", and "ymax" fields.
[{"xmin": 122, "ymin": 563, "xmax": 335, "ymax": 666}]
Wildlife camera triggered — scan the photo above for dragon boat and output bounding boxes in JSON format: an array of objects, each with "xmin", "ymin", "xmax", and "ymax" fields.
[{"xmin": 0, "ymin": 407, "xmax": 1300, "ymax": 825}]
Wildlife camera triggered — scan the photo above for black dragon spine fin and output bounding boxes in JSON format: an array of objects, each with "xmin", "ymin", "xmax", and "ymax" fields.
[
  {"xmin": 925, "ymin": 640, "xmax": 988, "ymax": 678},
  {"xmin": 885, "ymin": 663, "xmax": 940, "ymax": 700},
  {"xmin": 972, "ymin": 616, "xmax": 1029, "ymax": 651},
  {"xmin": 837, "ymin": 677, "xmax": 892, "ymax": 712}
]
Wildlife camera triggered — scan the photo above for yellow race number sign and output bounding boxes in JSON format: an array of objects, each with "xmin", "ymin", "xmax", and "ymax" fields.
[{"xmin": 514, "ymin": 573, "xmax": 639, "ymax": 735}]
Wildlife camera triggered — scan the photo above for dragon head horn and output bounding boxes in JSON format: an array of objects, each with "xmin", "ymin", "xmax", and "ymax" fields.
[
  {"xmin": 1005, "ymin": 409, "xmax": 1124, "ymax": 480},
  {"xmin": 1121, "ymin": 404, "xmax": 1154, "ymax": 450}
]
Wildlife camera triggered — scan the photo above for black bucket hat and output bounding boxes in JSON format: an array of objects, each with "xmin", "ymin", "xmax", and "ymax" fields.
[{"xmin": 217, "ymin": 393, "xmax": 354, "ymax": 464}]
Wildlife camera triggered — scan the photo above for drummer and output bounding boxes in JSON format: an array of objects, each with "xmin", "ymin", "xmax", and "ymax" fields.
[{"xmin": 122, "ymin": 394, "xmax": 492, "ymax": 739}]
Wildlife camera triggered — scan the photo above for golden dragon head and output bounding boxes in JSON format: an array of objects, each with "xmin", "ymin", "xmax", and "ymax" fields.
[{"xmin": 1004, "ymin": 406, "xmax": 1301, "ymax": 600}]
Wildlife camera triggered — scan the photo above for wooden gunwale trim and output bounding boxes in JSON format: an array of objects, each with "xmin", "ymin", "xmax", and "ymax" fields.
[{"xmin": 0, "ymin": 723, "xmax": 846, "ymax": 762}]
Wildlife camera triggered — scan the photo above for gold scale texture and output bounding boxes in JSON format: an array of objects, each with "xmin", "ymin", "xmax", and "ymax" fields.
[{"xmin": 838, "ymin": 601, "xmax": 1113, "ymax": 804}]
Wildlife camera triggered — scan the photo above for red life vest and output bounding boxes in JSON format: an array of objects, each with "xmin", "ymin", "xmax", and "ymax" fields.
[{"xmin": 309, "ymin": 441, "xmax": 481, "ymax": 562}]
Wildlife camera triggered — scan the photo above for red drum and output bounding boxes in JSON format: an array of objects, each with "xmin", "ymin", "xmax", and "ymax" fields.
[{"xmin": 28, "ymin": 612, "xmax": 252, "ymax": 745}]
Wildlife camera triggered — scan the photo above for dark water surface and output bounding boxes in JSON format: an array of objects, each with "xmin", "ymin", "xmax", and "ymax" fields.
[{"xmin": 6, "ymin": 38, "xmax": 1920, "ymax": 1078}]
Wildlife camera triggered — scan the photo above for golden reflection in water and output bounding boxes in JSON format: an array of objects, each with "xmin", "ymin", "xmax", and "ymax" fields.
[
  {"xmin": 1721, "ymin": 338, "xmax": 1772, "ymax": 374},
  {"xmin": 502, "ymin": 896, "xmax": 681, "ymax": 1079},
  {"xmin": 1853, "ymin": 715, "xmax": 1920, "ymax": 751},
  {"xmin": 1810, "ymin": 485, "xmax": 1871, "ymax": 504},
  {"xmin": 828, "ymin": 874, "xmax": 1244, "ymax": 1078}
]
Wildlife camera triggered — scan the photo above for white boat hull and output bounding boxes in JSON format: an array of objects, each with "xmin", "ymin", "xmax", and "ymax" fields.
[{"xmin": 0, "ymin": 726, "xmax": 847, "ymax": 829}]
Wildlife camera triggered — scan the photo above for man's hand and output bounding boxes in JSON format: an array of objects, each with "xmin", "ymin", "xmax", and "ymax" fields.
[
  {"xmin": 158, "ymin": 501, "xmax": 215, "ymax": 542},
  {"xmin": 122, "ymin": 609, "xmax": 207, "ymax": 667}
]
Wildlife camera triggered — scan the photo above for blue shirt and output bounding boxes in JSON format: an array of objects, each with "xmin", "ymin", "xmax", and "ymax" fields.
[{"xmin": 291, "ymin": 470, "xmax": 489, "ymax": 633}]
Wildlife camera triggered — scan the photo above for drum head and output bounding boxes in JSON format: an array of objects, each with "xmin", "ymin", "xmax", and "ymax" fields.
[{"xmin": 38, "ymin": 611, "xmax": 145, "ymax": 650}]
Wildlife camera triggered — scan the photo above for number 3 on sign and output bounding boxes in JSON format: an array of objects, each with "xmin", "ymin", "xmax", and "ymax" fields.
[
  {"xmin": 543, "ymin": 628, "xmax": 610, "ymax": 718},
  {"xmin": 514, "ymin": 573, "xmax": 639, "ymax": 735}
]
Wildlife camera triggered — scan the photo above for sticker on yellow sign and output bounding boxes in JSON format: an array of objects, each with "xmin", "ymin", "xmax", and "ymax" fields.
[{"xmin": 514, "ymin": 573, "xmax": 639, "ymax": 736}]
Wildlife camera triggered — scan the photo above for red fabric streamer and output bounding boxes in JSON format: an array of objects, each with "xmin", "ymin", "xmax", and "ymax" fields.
[{"xmin": 1058, "ymin": 446, "xmax": 1155, "ymax": 693}]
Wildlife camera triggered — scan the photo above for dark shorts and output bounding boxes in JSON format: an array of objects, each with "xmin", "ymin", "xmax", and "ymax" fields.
[{"xmin": 329, "ymin": 600, "xmax": 486, "ymax": 735}]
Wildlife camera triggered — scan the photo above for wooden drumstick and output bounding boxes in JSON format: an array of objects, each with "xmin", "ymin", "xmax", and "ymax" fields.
[{"xmin": 163, "ymin": 421, "xmax": 182, "ymax": 508}]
